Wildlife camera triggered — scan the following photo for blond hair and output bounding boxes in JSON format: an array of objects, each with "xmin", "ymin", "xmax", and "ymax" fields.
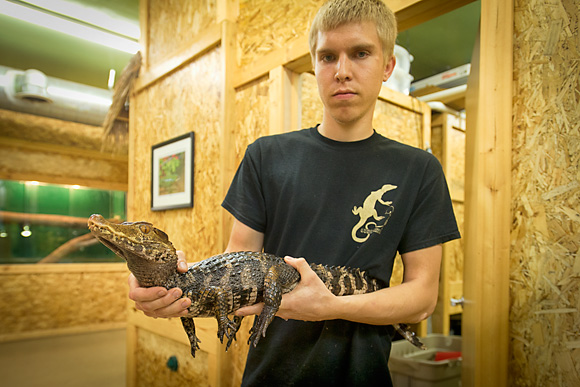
[{"xmin": 309, "ymin": 0, "xmax": 397, "ymax": 62}]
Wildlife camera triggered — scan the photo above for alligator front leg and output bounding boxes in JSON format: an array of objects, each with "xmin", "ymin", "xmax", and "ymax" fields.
[{"xmin": 181, "ymin": 317, "xmax": 201, "ymax": 357}]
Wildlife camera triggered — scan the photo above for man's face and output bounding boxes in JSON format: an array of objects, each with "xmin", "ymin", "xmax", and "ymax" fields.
[{"xmin": 314, "ymin": 21, "xmax": 395, "ymax": 127}]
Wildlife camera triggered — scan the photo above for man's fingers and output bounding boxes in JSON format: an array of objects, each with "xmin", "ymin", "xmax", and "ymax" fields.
[
  {"xmin": 176, "ymin": 250, "xmax": 189, "ymax": 273},
  {"xmin": 127, "ymin": 257, "xmax": 191, "ymax": 319},
  {"xmin": 235, "ymin": 303, "xmax": 264, "ymax": 317},
  {"xmin": 284, "ymin": 256, "xmax": 307, "ymax": 268},
  {"xmin": 284, "ymin": 256, "xmax": 314, "ymax": 278},
  {"xmin": 141, "ymin": 296, "xmax": 192, "ymax": 318}
]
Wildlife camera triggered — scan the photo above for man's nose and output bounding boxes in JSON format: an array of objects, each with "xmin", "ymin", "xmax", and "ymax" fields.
[{"xmin": 335, "ymin": 54, "xmax": 352, "ymax": 82}]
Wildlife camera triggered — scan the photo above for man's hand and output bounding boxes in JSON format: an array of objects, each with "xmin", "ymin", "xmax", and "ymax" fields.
[
  {"xmin": 127, "ymin": 250, "xmax": 192, "ymax": 318},
  {"xmin": 235, "ymin": 257, "xmax": 337, "ymax": 321}
]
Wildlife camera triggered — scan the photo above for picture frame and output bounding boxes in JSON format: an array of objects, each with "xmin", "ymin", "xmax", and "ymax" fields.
[{"xmin": 151, "ymin": 132, "xmax": 195, "ymax": 211}]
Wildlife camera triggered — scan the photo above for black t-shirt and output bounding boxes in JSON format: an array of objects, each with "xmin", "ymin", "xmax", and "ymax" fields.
[{"xmin": 222, "ymin": 126, "xmax": 460, "ymax": 386}]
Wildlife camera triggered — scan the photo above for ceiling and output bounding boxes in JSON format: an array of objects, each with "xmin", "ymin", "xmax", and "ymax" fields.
[
  {"xmin": 0, "ymin": 0, "xmax": 139, "ymax": 90},
  {"xmin": 0, "ymin": 0, "xmax": 480, "ymax": 92}
]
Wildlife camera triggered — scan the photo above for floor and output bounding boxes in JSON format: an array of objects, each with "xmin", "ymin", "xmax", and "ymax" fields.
[{"xmin": 0, "ymin": 329, "xmax": 126, "ymax": 387}]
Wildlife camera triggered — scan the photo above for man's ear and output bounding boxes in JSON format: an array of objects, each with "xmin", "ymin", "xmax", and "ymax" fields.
[{"xmin": 383, "ymin": 55, "xmax": 396, "ymax": 82}]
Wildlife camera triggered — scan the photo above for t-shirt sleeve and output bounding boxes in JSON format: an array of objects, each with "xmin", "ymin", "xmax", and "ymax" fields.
[
  {"xmin": 398, "ymin": 155, "xmax": 461, "ymax": 254},
  {"xmin": 222, "ymin": 143, "xmax": 267, "ymax": 233}
]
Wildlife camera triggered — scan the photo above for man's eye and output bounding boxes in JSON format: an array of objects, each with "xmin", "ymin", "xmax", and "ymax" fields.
[
  {"xmin": 321, "ymin": 54, "xmax": 334, "ymax": 62},
  {"xmin": 356, "ymin": 51, "xmax": 369, "ymax": 58}
]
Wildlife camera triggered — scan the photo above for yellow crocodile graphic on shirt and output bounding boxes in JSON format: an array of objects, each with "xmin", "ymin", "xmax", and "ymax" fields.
[{"xmin": 351, "ymin": 184, "xmax": 397, "ymax": 243}]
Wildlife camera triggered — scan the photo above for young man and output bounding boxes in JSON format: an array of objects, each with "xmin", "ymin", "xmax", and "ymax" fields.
[{"xmin": 130, "ymin": 0, "xmax": 460, "ymax": 385}]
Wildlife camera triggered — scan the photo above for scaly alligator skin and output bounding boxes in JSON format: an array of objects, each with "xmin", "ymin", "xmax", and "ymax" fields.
[{"xmin": 88, "ymin": 214, "xmax": 425, "ymax": 357}]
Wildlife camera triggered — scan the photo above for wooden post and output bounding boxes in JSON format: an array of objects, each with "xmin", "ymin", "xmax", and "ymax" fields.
[
  {"xmin": 431, "ymin": 113, "xmax": 465, "ymax": 335},
  {"xmin": 269, "ymin": 66, "xmax": 299, "ymax": 135},
  {"xmin": 218, "ymin": 16, "xmax": 239, "ymax": 387},
  {"xmin": 462, "ymin": 0, "xmax": 513, "ymax": 385}
]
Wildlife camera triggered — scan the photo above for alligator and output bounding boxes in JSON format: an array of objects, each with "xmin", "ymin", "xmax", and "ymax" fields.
[{"xmin": 88, "ymin": 214, "xmax": 425, "ymax": 357}]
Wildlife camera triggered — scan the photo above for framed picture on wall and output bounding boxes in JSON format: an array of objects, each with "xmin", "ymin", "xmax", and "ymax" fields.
[{"xmin": 151, "ymin": 132, "xmax": 195, "ymax": 211}]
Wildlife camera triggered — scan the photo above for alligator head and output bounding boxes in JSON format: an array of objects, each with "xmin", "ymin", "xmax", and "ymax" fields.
[{"xmin": 88, "ymin": 214, "xmax": 178, "ymax": 287}]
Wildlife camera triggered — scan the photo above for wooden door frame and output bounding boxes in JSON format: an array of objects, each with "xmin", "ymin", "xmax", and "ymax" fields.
[{"xmin": 463, "ymin": 0, "xmax": 513, "ymax": 386}]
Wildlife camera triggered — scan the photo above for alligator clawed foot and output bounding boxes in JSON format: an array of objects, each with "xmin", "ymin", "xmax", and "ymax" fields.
[
  {"xmin": 218, "ymin": 315, "xmax": 244, "ymax": 350},
  {"xmin": 248, "ymin": 308, "xmax": 275, "ymax": 347},
  {"xmin": 190, "ymin": 336, "xmax": 201, "ymax": 358}
]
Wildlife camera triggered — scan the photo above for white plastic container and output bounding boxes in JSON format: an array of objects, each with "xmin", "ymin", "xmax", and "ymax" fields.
[
  {"xmin": 384, "ymin": 45, "xmax": 414, "ymax": 95},
  {"xmin": 389, "ymin": 334, "xmax": 462, "ymax": 387},
  {"xmin": 393, "ymin": 45, "xmax": 413, "ymax": 73}
]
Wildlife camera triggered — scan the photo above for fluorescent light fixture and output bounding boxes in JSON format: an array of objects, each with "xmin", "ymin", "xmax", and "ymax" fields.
[
  {"xmin": 47, "ymin": 85, "xmax": 112, "ymax": 106},
  {"xmin": 20, "ymin": 0, "xmax": 140, "ymax": 40},
  {"xmin": 0, "ymin": 0, "xmax": 140, "ymax": 54},
  {"xmin": 107, "ymin": 69, "xmax": 116, "ymax": 89}
]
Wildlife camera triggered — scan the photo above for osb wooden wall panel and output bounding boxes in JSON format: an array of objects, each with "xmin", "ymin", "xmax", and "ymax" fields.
[
  {"xmin": 300, "ymin": 72, "xmax": 323, "ymax": 128},
  {"xmin": 447, "ymin": 127, "xmax": 465, "ymax": 200},
  {"xmin": 237, "ymin": 0, "xmax": 323, "ymax": 67},
  {"xmin": 448, "ymin": 202, "xmax": 464, "ymax": 283},
  {"xmin": 431, "ymin": 127, "xmax": 443, "ymax": 161},
  {"xmin": 0, "ymin": 264, "xmax": 127, "ymax": 340},
  {"xmin": 131, "ymin": 48, "xmax": 223, "ymax": 263},
  {"xmin": 135, "ymin": 328, "xmax": 209, "ymax": 387},
  {"xmin": 234, "ymin": 75, "xmax": 270, "ymax": 166},
  {"xmin": 511, "ymin": 0, "xmax": 580, "ymax": 386},
  {"xmin": 431, "ymin": 116, "xmax": 465, "ymax": 284},
  {"xmin": 0, "ymin": 109, "xmax": 122, "ymax": 152},
  {"xmin": 146, "ymin": 0, "xmax": 217, "ymax": 67},
  {"xmin": 0, "ymin": 145, "xmax": 127, "ymax": 190},
  {"xmin": 373, "ymin": 98, "xmax": 422, "ymax": 148},
  {"xmin": 0, "ymin": 109, "xmax": 128, "ymax": 190}
]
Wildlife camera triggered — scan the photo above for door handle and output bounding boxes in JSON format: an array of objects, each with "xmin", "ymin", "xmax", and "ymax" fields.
[{"xmin": 450, "ymin": 297, "xmax": 464, "ymax": 307}]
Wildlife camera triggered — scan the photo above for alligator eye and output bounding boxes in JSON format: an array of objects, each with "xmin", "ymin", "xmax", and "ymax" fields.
[{"xmin": 139, "ymin": 224, "xmax": 151, "ymax": 234}]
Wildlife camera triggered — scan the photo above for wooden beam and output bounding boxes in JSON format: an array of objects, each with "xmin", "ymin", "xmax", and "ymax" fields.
[
  {"xmin": 134, "ymin": 23, "xmax": 222, "ymax": 93},
  {"xmin": 462, "ymin": 0, "xmax": 512, "ymax": 385},
  {"xmin": 217, "ymin": 0, "xmax": 239, "ymax": 23},
  {"xmin": 235, "ymin": 35, "xmax": 309, "ymax": 88},
  {"xmin": 138, "ymin": 0, "xmax": 149, "ymax": 70},
  {"xmin": 218, "ymin": 18, "xmax": 240, "ymax": 387},
  {"xmin": 388, "ymin": 0, "xmax": 476, "ymax": 31},
  {"xmin": 0, "ymin": 136, "xmax": 127, "ymax": 163},
  {"xmin": 0, "ymin": 262, "xmax": 126, "ymax": 274},
  {"xmin": 220, "ymin": 19, "xmax": 238, "ymax": 252},
  {"xmin": 269, "ymin": 66, "xmax": 298, "ymax": 135}
]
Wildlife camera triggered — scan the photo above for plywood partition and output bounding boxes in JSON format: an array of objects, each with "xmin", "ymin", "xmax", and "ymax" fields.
[
  {"xmin": 431, "ymin": 113, "xmax": 465, "ymax": 335},
  {"xmin": 0, "ymin": 109, "xmax": 128, "ymax": 191},
  {"xmin": 0, "ymin": 263, "xmax": 128, "ymax": 342},
  {"xmin": 509, "ymin": 0, "xmax": 580, "ymax": 385}
]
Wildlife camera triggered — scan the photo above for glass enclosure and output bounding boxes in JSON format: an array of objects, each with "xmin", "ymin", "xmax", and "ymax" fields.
[{"xmin": 0, "ymin": 180, "xmax": 126, "ymax": 264}]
